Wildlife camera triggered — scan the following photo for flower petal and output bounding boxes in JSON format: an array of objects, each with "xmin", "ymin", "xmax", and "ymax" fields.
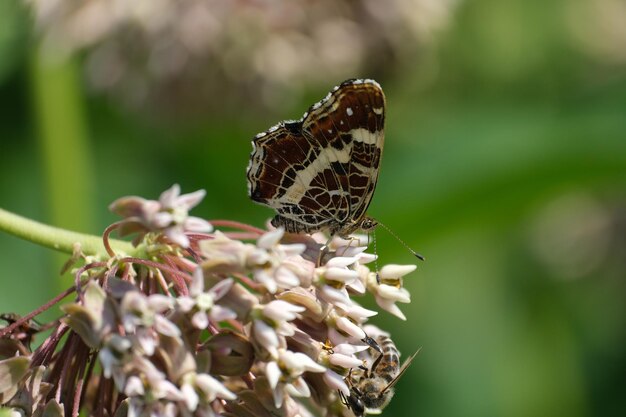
[
  {"xmin": 257, "ymin": 228, "xmax": 284, "ymax": 249},
  {"xmin": 266, "ymin": 361, "xmax": 281, "ymax": 390},
  {"xmin": 379, "ymin": 264, "xmax": 417, "ymax": 279},
  {"xmin": 176, "ymin": 189, "xmax": 206, "ymax": 210},
  {"xmin": 208, "ymin": 305, "xmax": 237, "ymax": 322},
  {"xmin": 209, "ymin": 277, "xmax": 234, "ymax": 300},
  {"xmin": 195, "ymin": 373, "xmax": 237, "ymax": 401},
  {"xmin": 192, "ymin": 311, "xmax": 209, "ymax": 329},
  {"xmin": 124, "ymin": 376, "xmax": 145, "ymax": 396},
  {"xmin": 286, "ymin": 377, "xmax": 311, "ymax": 397},
  {"xmin": 323, "ymin": 369, "xmax": 350, "ymax": 396},
  {"xmin": 329, "ymin": 352, "xmax": 362, "ymax": 369},
  {"xmin": 165, "ymin": 227, "xmax": 190, "ymax": 248},
  {"xmin": 190, "ymin": 268, "xmax": 205, "ymax": 297},
  {"xmin": 159, "ymin": 184, "xmax": 181, "ymax": 206},
  {"xmin": 155, "ymin": 315, "xmax": 181, "ymax": 337},
  {"xmin": 253, "ymin": 320, "xmax": 279, "ymax": 355},
  {"xmin": 325, "ymin": 256, "xmax": 358, "ymax": 268},
  {"xmin": 263, "ymin": 300, "xmax": 305, "ymax": 322},
  {"xmin": 335, "ymin": 317, "xmax": 366, "ymax": 340},
  {"xmin": 377, "ymin": 284, "xmax": 411, "ymax": 303},
  {"xmin": 325, "ymin": 267, "xmax": 359, "ymax": 282},
  {"xmin": 375, "ymin": 297, "xmax": 407, "ymax": 321},
  {"xmin": 181, "ymin": 383, "xmax": 199, "ymax": 411},
  {"xmin": 184, "ymin": 216, "xmax": 213, "ymax": 233}
]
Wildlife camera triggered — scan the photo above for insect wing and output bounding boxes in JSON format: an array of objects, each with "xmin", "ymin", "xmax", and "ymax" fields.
[
  {"xmin": 380, "ymin": 348, "xmax": 420, "ymax": 394},
  {"xmin": 246, "ymin": 79, "xmax": 385, "ymax": 235}
]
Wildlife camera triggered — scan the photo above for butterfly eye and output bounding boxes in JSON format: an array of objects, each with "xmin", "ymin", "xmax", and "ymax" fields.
[{"xmin": 360, "ymin": 218, "xmax": 378, "ymax": 231}]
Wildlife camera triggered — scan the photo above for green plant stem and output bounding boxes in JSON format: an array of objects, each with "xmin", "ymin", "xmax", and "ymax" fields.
[
  {"xmin": 30, "ymin": 49, "xmax": 95, "ymax": 236},
  {"xmin": 0, "ymin": 208, "xmax": 135, "ymax": 258}
]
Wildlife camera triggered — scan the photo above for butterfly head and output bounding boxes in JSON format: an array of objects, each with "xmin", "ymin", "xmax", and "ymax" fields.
[
  {"xmin": 359, "ymin": 217, "xmax": 378, "ymax": 232},
  {"xmin": 336, "ymin": 216, "xmax": 378, "ymax": 238}
]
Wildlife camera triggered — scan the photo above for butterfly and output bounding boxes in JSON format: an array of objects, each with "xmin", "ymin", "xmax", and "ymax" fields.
[{"xmin": 246, "ymin": 79, "xmax": 385, "ymax": 238}]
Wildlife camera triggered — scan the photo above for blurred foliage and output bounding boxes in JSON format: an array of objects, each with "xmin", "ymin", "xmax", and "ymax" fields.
[
  {"xmin": 23, "ymin": 0, "xmax": 454, "ymax": 120},
  {"xmin": 1, "ymin": 0, "xmax": 625, "ymax": 417},
  {"xmin": 0, "ymin": 0, "xmax": 28, "ymax": 85}
]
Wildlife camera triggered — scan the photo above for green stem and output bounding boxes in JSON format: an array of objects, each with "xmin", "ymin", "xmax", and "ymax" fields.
[
  {"xmin": 30, "ymin": 49, "xmax": 96, "ymax": 235},
  {"xmin": 0, "ymin": 208, "xmax": 135, "ymax": 258}
]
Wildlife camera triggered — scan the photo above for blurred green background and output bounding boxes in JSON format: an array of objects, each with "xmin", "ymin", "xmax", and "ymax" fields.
[{"xmin": 1, "ymin": 0, "xmax": 625, "ymax": 416}]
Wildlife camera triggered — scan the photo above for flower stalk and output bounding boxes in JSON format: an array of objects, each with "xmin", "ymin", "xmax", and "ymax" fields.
[{"xmin": 0, "ymin": 207, "xmax": 134, "ymax": 258}]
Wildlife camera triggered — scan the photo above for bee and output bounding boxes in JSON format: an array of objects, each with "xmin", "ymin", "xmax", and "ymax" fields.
[{"xmin": 341, "ymin": 334, "xmax": 418, "ymax": 416}]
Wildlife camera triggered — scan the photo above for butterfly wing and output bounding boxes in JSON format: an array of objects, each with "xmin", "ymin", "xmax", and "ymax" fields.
[
  {"xmin": 246, "ymin": 79, "xmax": 385, "ymax": 235},
  {"xmin": 302, "ymin": 79, "xmax": 386, "ymax": 231},
  {"xmin": 247, "ymin": 122, "xmax": 338, "ymax": 232}
]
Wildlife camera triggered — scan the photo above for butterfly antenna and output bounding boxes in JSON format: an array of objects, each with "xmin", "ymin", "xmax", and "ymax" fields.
[
  {"xmin": 372, "ymin": 230, "xmax": 381, "ymax": 284},
  {"xmin": 376, "ymin": 221, "xmax": 425, "ymax": 261}
]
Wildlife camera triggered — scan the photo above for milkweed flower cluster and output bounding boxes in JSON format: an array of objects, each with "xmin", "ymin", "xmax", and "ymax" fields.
[{"xmin": 0, "ymin": 185, "xmax": 418, "ymax": 417}]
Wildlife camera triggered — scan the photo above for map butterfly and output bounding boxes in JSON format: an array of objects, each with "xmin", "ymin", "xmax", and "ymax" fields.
[{"xmin": 246, "ymin": 79, "xmax": 385, "ymax": 238}]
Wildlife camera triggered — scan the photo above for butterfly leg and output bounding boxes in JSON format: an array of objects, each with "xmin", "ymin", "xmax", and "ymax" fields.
[
  {"xmin": 316, "ymin": 234, "xmax": 335, "ymax": 267},
  {"xmin": 317, "ymin": 246, "xmax": 329, "ymax": 267},
  {"xmin": 337, "ymin": 235, "xmax": 363, "ymax": 257}
]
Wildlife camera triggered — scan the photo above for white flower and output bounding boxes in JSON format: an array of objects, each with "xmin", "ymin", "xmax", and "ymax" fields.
[
  {"xmin": 325, "ymin": 267, "xmax": 359, "ymax": 282},
  {"xmin": 180, "ymin": 383, "xmax": 199, "ymax": 411},
  {"xmin": 154, "ymin": 314, "xmax": 181, "ymax": 337},
  {"xmin": 109, "ymin": 184, "xmax": 212, "ymax": 248},
  {"xmin": 121, "ymin": 291, "xmax": 153, "ymax": 330},
  {"xmin": 265, "ymin": 349, "xmax": 326, "ymax": 408},
  {"xmin": 257, "ymin": 227, "xmax": 285, "ymax": 249},
  {"xmin": 368, "ymin": 264, "xmax": 416, "ymax": 320},
  {"xmin": 157, "ymin": 184, "xmax": 213, "ymax": 247},
  {"xmin": 323, "ymin": 369, "xmax": 350, "ymax": 395},
  {"xmin": 248, "ymin": 228, "xmax": 307, "ymax": 293},
  {"xmin": 253, "ymin": 319, "xmax": 280, "ymax": 358},
  {"xmin": 180, "ymin": 372, "xmax": 236, "ymax": 411},
  {"xmin": 124, "ymin": 376, "xmax": 145, "ymax": 396},
  {"xmin": 199, "ymin": 231, "xmax": 252, "ymax": 270},
  {"xmin": 195, "ymin": 373, "xmax": 237, "ymax": 401},
  {"xmin": 340, "ymin": 302, "xmax": 378, "ymax": 321},
  {"xmin": 263, "ymin": 300, "xmax": 305, "ymax": 322},
  {"xmin": 179, "ymin": 268, "xmax": 236, "ymax": 329},
  {"xmin": 99, "ymin": 334, "xmax": 132, "ymax": 386},
  {"xmin": 328, "ymin": 350, "xmax": 362, "ymax": 369},
  {"xmin": 379, "ymin": 264, "xmax": 417, "ymax": 281},
  {"xmin": 315, "ymin": 255, "xmax": 365, "ymax": 307},
  {"xmin": 274, "ymin": 264, "xmax": 301, "ymax": 288},
  {"xmin": 317, "ymin": 284, "xmax": 352, "ymax": 309},
  {"xmin": 147, "ymin": 294, "xmax": 174, "ymax": 312},
  {"xmin": 335, "ymin": 316, "xmax": 366, "ymax": 340},
  {"xmin": 252, "ymin": 300, "xmax": 305, "ymax": 357},
  {"xmin": 374, "ymin": 291, "xmax": 411, "ymax": 320}
]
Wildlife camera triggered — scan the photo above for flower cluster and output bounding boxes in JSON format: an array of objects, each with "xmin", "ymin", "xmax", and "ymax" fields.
[{"xmin": 0, "ymin": 185, "xmax": 418, "ymax": 417}]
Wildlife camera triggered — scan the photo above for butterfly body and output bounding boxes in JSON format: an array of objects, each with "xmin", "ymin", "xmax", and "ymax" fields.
[{"xmin": 246, "ymin": 79, "xmax": 386, "ymax": 238}]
